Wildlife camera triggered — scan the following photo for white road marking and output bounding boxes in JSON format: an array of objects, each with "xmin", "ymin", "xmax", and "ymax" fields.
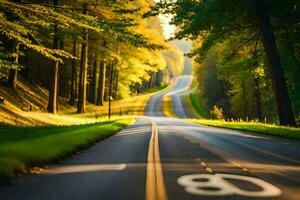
[
  {"xmin": 116, "ymin": 132, "xmax": 143, "ymax": 136},
  {"xmin": 178, "ymin": 173, "xmax": 281, "ymax": 197},
  {"xmin": 43, "ymin": 164, "xmax": 126, "ymax": 174}
]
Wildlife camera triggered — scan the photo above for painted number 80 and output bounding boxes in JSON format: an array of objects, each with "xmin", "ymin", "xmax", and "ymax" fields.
[{"xmin": 178, "ymin": 174, "xmax": 281, "ymax": 197}]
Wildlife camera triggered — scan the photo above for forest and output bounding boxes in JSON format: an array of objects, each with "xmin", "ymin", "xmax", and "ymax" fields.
[
  {"xmin": 1, "ymin": 0, "xmax": 299, "ymax": 127},
  {"xmin": 152, "ymin": 0, "xmax": 300, "ymax": 126},
  {"xmin": 0, "ymin": 0, "xmax": 183, "ymax": 116}
]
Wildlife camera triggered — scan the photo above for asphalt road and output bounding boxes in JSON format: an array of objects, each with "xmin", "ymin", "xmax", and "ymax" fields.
[
  {"xmin": 1, "ymin": 75, "xmax": 300, "ymax": 200},
  {"xmin": 145, "ymin": 75, "xmax": 194, "ymax": 118}
]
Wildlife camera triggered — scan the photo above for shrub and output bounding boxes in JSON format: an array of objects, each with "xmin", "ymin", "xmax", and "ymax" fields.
[{"xmin": 210, "ymin": 105, "xmax": 224, "ymax": 120}]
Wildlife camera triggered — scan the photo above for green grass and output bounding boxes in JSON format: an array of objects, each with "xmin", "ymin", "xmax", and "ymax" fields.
[
  {"xmin": 187, "ymin": 119, "xmax": 300, "ymax": 139},
  {"xmin": 0, "ymin": 118, "xmax": 133, "ymax": 182},
  {"xmin": 188, "ymin": 92, "xmax": 210, "ymax": 118},
  {"xmin": 184, "ymin": 81, "xmax": 209, "ymax": 118},
  {"xmin": 184, "ymin": 82, "xmax": 300, "ymax": 139}
]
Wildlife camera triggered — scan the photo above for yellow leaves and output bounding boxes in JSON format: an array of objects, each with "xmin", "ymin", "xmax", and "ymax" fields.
[
  {"xmin": 0, "ymin": 0, "xmax": 171, "ymax": 98},
  {"xmin": 253, "ymin": 66, "xmax": 265, "ymax": 77}
]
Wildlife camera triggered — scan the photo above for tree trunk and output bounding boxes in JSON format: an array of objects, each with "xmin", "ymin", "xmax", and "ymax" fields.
[
  {"xmin": 89, "ymin": 52, "xmax": 98, "ymax": 104},
  {"xmin": 8, "ymin": 69, "xmax": 18, "ymax": 89},
  {"xmin": 147, "ymin": 73, "xmax": 152, "ymax": 89},
  {"xmin": 77, "ymin": 3, "xmax": 88, "ymax": 113},
  {"xmin": 155, "ymin": 70, "xmax": 163, "ymax": 86},
  {"xmin": 97, "ymin": 61, "xmax": 106, "ymax": 105},
  {"xmin": 241, "ymin": 80, "xmax": 247, "ymax": 118},
  {"xmin": 48, "ymin": 22, "xmax": 59, "ymax": 114},
  {"xmin": 254, "ymin": 77, "xmax": 262, "ymax": 121},
  {"xmin": 108, "ymin": 61, "xmax": 115, "ymax": 118},
  {"xmin": 58, "ymin": 38, "xmax": 67, "ymax": 98},
  {"xmin": 150, "ymin": 72, "xmax": 154, "ymax": 87},
  {"xmin": 104, "ymin": 62, "xmax": 110, "ymax": 101},
  {"xmin": 254, "ymin": 0, "xmax": 296, "ymax": 126},
  {"xmin": 152, "ymin": 72, "xmax": 157, "ymax": 87},
  {"xmin": 74, "ymin": 43, "xmax": 79, "ymax": 102},
  {"xmin": 7, "ymin": 0, "xmax": 20, "ymax": 88},
  {"xmin": 8, "ymin": 44, "xmax": 19, "ymax": 88},
  {"xmin": 69, "ymin": 37, "xmax": 77, "ymax": 106},
  {"xmin": 113, "ymin": 70, "xmax": 119, "ymax": 99}
]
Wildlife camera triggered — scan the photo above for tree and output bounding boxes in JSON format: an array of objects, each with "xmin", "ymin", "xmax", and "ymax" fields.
[
  {"xmin": 69, "ymin": 36, "xmax": 78, "ymax": 106},
  {"xmin": 153, "ymin": 0, "xmax": 298, "ymax": 126},
  {"xmin": 89, "ymin": 50, "xmax": 99, "ymax": 104},
  {"xmin": 253, "ymin": 0, "xmax": 296, "ymax": 126},
  {"xmin": 77, "ymin": 3, "xmax": 88, "ymax": 113},
  {"xmin": 48, "ymin": 0, "xmax": 60, "ymax": 114},
  {"xmin": 97, "ymin": 60, "xmax": 106, "ymax": 105},
  {"xmin": 7, "ymin": 44, "xmax": 19, "ymax": 88}
]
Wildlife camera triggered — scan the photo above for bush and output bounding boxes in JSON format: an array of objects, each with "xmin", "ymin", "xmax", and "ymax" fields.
[{"xmin": 210, "ymin": 105, "xmax": 224, "ymax": 120}]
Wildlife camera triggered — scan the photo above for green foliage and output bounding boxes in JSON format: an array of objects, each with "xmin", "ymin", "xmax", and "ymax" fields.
[
  {"xmin": 0, "ymin": 0, "xmax": 75, "ymax": 63},
  {"xmin": 154, "ymin": 0, "xmax": 300, "ymax": 124}
]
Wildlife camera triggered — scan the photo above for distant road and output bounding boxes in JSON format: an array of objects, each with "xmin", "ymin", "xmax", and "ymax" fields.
[
  {"xmin": 1, "ymin": 75, "xmax": 300, "ymax": 200},
  {"xmin": 145, "ymin": 75, "xmax": 194, "ymax": 118}
]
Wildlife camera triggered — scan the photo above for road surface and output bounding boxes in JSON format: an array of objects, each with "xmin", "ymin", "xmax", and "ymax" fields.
[
  {"xmin": 1, "ymin": 75, "xmax": 300, "ymax": 200},
  {"xmin": 145, "ymin": 75, "xmax": 194, "ymax": 118}
]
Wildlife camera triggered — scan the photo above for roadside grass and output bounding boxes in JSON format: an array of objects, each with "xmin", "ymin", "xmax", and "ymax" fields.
[
  {"xmin": 0, "ymin": 118, "xmax": 133, "ymax": 182},
  {"xmin": 188, "ymin": 92, "xmax": 210, "ymax": 118},
  {"xmin": 160, "ymin": 79, "xmax": 300, "ymax": 139},
  {"xmin": 187, "ymin": 119, "xmax": 300, "ymax": 139},
  {"xmin": 185, "ymin": 81, "xmax": 209, "ymax": 118},
  {"xmin": 62, "ymin": 84, "xmax": 173, "ymax": 119},
  {"xmin": 17, "ymin": 86, "xmax": 163, "ymax": 126}
]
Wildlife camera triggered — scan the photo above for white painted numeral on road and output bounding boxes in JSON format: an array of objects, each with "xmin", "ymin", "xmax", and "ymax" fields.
[{"xmin": 178, "ymin": 174, "xmax": 281, "ymax": 197}]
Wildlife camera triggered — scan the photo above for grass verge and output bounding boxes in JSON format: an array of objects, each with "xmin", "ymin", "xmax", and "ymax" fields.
[
  {"xmin": 187, "ymin": 119, "xmax": 300, "ymax": 139},
  {"xmin": 185, "ymin": 81, "xmax": 209, "ymax": 118},
  {"xmin": 62, "ymin": 84, "xmax": 172, "ymax": 119},
  {"xmin": 0, "ymin": 118, "xmax": 133, "ymax": 183},
  {"xmin": 188, "ymin": 92, "xmax": 210, "ymax": 118}
]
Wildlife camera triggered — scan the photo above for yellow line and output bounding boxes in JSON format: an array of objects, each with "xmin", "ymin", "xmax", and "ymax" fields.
[
  {"xmin": 146, "ymin": 118, "xmax": 168, "ymax": 200},
  {"xmin": 242, "ymin": 168, "xmax": 248, "ymax": 172},
  {"xmin": 205, "ymin": 167, "xmax": 213, "ymax": 174},
  {"xmin": 231, "ymin": 161, "xmax": 249, "ymax": 172},
  {"xmin": 198, "ymin": 160, "xmax": 214, "ymax": 174},
  {"xmin": 162, "ymin": 94, "xmax": 176, "ymax": 118},
  {"xmin": 200, "ymin": 162, "xmax": 207, "ymax": 168}
]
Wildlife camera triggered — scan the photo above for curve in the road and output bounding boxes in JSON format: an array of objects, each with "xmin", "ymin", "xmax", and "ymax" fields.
[{"xmin": 144, "ymin": 75, "xmax": 195, "ymax": 118}]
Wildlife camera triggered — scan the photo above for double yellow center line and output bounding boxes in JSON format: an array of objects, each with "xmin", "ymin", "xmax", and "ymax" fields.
[{"xmin": 145, "ymin": 118, "xmax": 168, "ymax": 200}]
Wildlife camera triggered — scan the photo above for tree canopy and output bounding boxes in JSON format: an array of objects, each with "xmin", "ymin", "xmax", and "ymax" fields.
[
  {"xmin": 0, "ymin": 0, "xmax": 184, "ymax": 114},
  {"xmin": 151, "ymin": 0, "xmax": 300, "ymax": 126}
]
